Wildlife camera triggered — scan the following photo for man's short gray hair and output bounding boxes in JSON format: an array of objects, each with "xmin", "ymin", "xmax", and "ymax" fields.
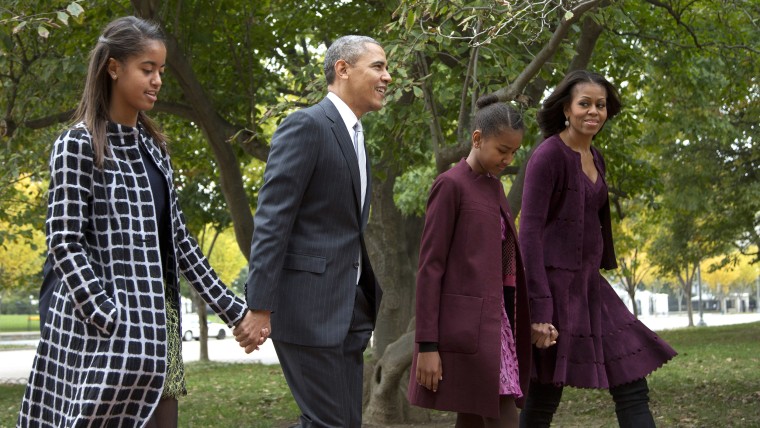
[{"xmin": 324, "ymin": 35, "xmax": 382, "ymax": 85}]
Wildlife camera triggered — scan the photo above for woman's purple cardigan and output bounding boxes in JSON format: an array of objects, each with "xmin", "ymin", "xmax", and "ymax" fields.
[{"xmin": 518, "ymin": 135, "xmax": 617, "ymax": 324}]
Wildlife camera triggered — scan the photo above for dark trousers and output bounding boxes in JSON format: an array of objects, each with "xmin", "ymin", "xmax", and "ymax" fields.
[
  {"xmin": 519, "ymin": 378, "xmax": 656, "ymax": 428},
  {"xmin": 274, "ymin": 287, "xmax": 374, "ymax": 428}
]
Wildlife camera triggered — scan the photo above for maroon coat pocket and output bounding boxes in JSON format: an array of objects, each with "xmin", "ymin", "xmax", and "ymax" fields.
[{"xmin": 438, "ymin": 293, "xmax": 483, "ymax": 354}]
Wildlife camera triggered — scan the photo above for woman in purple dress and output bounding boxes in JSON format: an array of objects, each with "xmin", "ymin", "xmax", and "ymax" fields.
[{"xmin": 518, "ymin": 70, "xmax": 676, "ymax": 428}]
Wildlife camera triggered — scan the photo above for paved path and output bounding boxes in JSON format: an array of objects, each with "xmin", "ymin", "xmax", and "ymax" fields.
[
  {"xmin": 0, "ymin": 335, "xmax": 278, "ymax": 383},
  {"xmin": 2, "ymin": 312, "xmax": 759, "ymax": 383},
  {"xmin": 638, "ymin": 312, "xmax": 760, "ymax": 331}
]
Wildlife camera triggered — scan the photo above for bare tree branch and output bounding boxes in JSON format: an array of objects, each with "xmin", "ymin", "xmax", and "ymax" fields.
[
  {"xmin": 644, "ymin": 0, "xmax": 702, "ymax": 47},
  {"xmin": 414, "ymin": 52, "xmax": 447, "ymax": 172},
  {"xmin": 567, "ymin": 14, "xmax": 604, "ymax": 72},
  {"xmin": 492, "ymin": 0, "xmax": 604, "ymax": 102},
  {"xmin": 153, "ymin": 102, "xmax": 196, "ymax": 121},
  {"xmin": 454, "ymin": 18, "xmax": 482, "ymax": 149}
]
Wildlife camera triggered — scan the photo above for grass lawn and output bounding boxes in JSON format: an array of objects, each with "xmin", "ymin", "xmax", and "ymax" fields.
[
  {"xmin": 1, "ymin": 322, "xmax": 758, "ymax": 427},
  {"xmin": 0, "ymin": 315, "xmax": 40, "ymax": 333},
  {"xmin": 179, "ymin": 362, "xmax": 299, "ymax": 427}
]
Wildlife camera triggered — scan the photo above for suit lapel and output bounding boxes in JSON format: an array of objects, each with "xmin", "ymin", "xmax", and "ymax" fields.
[{"xmin": 320, "ymin": 98, "xmax": 364, "ymax": 219}]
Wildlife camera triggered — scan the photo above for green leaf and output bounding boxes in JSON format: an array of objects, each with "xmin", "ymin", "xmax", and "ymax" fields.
[
  {"xmin": 67, "ymin": 2, "xmax": 85, "ymax": 17},
  {"xmin": 405, "ymin": 10, "xmax": 416, "ymax": 31},
  {"xmin": 0, "ymin": 31, "xmax": 12, "ymax": 52},
  {"xmin": 12, "ymin": 21, "xmax": 27, "ymax": 34},
  {"xmin": 37, "ymin": 26, "xmax": 49, "ymax": 39},
  {"xmin": 412, "ymin": 86, "xmax": 423, "ymax": 98},
  {"xmin": 564, "ymin": 11, "xmax": 574, "ymax": 21},
  {"xmin": 57, "ymin": 11, "xmax": 70, "ymax": 26}
]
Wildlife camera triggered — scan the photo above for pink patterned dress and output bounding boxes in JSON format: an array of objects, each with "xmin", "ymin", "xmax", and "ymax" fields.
[{"xmin": 500, "ymin": 214, "xmax": 522, "ymax": 397}]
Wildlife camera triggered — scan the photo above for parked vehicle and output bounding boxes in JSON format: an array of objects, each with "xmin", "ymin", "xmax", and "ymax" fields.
[{"xmin": 181, "ymin": 318, "xmax": 231, "ymax": 341}]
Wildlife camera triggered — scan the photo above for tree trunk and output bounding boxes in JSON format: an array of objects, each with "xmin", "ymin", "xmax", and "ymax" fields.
[
  {"xmin": 364, "ymin": 329, "xmax": 432, "ymax": 424},
  {"xmin": 628, "ymin": 288, "xmax": 639, "ymax": 319},
  {"xmin": 188, "ymin": 287, "xmax": 209, "ymax": 362},
  {"xmin": 363, "ymin": 165, "xmax": 425, "ymax": 424},
  {"xmin": 680, "ymin": 276, "xmax": 694, "ymax": 327},
  {"xmin": 365, "ymin": 163, "xmax": 423, "ymax": 358},
  {"xmin": 676, "ymin": 287, "xmax": 684, "ymax": 312},
  {"xmin": 506, "ymin": 138, "xmax": 541, "ymax": 213},
  {"xmin": 132, "ymin": 0, "xmax": 257, "ymax": 258}
]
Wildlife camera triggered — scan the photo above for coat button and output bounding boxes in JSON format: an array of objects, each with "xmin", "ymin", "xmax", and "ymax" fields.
[{"xmin": 353, "ymin": 262, "xmax": 360, "ymax": 269}]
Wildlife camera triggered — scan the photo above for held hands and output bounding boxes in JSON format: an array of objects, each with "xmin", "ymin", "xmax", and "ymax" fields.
[
  {"xmin": 233, "ymin": 309, "xmax": 271, "ymax": 354},
  {"xmin": 416, "ymin": 351, "xmax": 443, "ymax": 392},
  {"xmin": 531, "ymin": 322, "xmax": 559, "ymax": 349}
]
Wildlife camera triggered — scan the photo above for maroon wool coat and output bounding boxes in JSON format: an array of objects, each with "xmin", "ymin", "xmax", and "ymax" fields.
[
  {"xmin": 519, "ymin": 135, "xmax": 617, "ymax": 323},
  {"xmin": 408, "ymin": 159, "xmax": 531, "ymax": 418}
]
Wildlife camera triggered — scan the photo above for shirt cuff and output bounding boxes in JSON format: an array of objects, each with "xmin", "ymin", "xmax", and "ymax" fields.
[{"xmin": 418, "ymin": 342, "xmax": 439, "ymax": 352}]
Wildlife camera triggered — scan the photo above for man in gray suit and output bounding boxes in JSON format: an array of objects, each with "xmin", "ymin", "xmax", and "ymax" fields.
[{"xmin": 235, "ymin": 35, "xmax": 391, "ymax": 427}]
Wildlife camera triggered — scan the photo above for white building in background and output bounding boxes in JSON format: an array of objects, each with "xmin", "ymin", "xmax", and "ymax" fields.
[
  {"xmin": 611, "ymin": 282, "xmax": 669, "ymax": 316},
  {"xmin": 690, "ymin": 291, "xmax": 752, "ymax": 313},
  {"xmin": 180, "ymin": 296, "xmax": 195, "ymax": 314}
]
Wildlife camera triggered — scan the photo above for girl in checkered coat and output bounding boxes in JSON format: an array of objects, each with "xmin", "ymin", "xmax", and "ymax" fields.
[{"xmin": 18, "ymin": 16, "xmax": 259, "ymax": 427}]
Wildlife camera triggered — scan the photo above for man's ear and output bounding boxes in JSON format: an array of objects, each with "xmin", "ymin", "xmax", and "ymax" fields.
[{"xmin": 334, "ymin": 59, "xmax": 350, "ymax": 80}]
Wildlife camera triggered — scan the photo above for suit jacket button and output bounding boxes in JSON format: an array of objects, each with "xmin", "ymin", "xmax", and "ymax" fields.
[{"xmin": 353, "ymin": 262, "xmax": 360, "ymax": 269}]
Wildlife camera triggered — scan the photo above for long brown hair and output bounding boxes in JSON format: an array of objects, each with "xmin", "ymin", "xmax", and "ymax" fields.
[{"xmin": 71, "ymin": 16, "xmax": 167, "ymax": 168}]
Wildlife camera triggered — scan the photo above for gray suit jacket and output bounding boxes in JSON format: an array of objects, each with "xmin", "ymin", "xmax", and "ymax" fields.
[{"xmin": 246, "ymin": 97, "xmax": 382, "ymax": 347}]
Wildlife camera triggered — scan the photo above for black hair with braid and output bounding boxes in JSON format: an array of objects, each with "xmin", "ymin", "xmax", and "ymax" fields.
[{"xmin": 473, "ymin": 94, "xmax": 525, "ymax": 138}]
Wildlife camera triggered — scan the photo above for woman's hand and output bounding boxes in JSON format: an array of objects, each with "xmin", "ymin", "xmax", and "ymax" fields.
[
  {"xmin": 233, "ymin": 309, "xmax": 271, "ymax": 353},
  {"xmin": 531, "ymin": 322, "xmax": 559, "ymax": 348},
  {"xmin": 416, "ymin": 351, "xmax": 443, "ymax": 392}
]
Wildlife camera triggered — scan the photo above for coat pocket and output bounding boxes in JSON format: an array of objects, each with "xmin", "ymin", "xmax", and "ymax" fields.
[
  {"xmin": 282, "ymin": 252, "xmax": 327, "ymax": 274},
  {"xmin": 438, "ymin": 293, "xmax": 483, "ymax": 354}
]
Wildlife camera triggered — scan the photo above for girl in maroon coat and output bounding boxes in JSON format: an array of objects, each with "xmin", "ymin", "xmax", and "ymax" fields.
[
  {"xmin": 518, "ymin": 70, "xmax": 676, "ymax": 427},
  {"xmin": 409, "ymin": 95, "xmax": 533, "ymax": 428}
]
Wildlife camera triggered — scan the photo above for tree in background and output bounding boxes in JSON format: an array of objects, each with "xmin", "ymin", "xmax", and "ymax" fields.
[
  {"xmin": 1, "ymin": 0, "xmax": 758, "ymax": 423},
  {"xmin": 171, "ymin": 126, "xmax": 259, "ymax": 361},
  {"xmin": 0, "ymin": 174, "xmax": 46, "ymax": 314},
  {"xmin": 701, "ymin": 251, "xmax": 758, "ymax": 313},
  {"xmin": 610, "ymin": 201, "xmax": 658, "ymax": 319},
  {"xmin": 647, "ymin": 145, "xmax": 732, "ymax": 327}
]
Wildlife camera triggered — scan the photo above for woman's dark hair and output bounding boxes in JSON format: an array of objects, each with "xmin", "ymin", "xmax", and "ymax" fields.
[
  {"xmin": 536, "ymin": 70, "xmax": 622, "ymax": 138},
  {"xmin": 473, "ymin": 94, "xmax": 525, "ymax": 138},
  {"xmin": 71, "ymin": 16, "xmax": 167, "ymax": 168}
]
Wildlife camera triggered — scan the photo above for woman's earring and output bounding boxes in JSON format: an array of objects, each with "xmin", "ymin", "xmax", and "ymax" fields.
[{"xmin": 564, "ymin": 118, "xmax": 570, "ymax": 127}]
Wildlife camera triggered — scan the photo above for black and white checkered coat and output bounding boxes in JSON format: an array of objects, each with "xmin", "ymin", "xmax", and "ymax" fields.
[{"xmin": 18, "ymin": 122, "xmax": 247, "ymax": 427}]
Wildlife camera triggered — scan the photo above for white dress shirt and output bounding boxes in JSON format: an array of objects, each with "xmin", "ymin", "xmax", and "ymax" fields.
[{"xmin": 326, "ymin": 92, "xmax": 366, "ymax": 283}]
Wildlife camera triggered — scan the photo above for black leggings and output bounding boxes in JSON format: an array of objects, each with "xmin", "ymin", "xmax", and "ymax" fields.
[{"xmin": 518, "ymin": 378, "xmax": 656, "ymax": 428}]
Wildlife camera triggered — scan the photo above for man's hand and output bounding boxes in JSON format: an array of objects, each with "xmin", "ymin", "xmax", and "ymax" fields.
[
  {"xmin": 530, "ymin": 322, "xmax": 559, "ymax": 349},
  {"xmin": 416, "ymin": 351, "xmax": 443, "ymax": 392},
  {"xmin": 233, "ymin": 309, "xmax": 271, "ymax": 354}
]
